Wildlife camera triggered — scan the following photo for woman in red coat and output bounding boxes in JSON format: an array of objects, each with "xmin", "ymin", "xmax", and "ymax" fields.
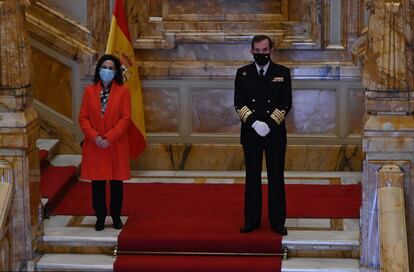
[{"xmin": 79, "ymin": 54, "xmax": 131, "ymax": 231}]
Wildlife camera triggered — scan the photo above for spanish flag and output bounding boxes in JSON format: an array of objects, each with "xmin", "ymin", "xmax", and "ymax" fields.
[{"xmin": 106, "ymin": 0, "xmax": 146, "ymax": 158}]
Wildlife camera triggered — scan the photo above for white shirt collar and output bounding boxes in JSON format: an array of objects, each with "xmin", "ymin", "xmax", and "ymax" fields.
[{"xmin": 255, "ymin": 61, "xmax": 270, "ymax": 76}]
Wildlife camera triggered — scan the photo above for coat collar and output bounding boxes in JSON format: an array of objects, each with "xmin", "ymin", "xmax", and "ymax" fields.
[
  {"xmin": 93, "ymin": 81, "xmax": 118, "ymax": 120},
  {"xmin": 248, "ymin": 61, "xmax": 275, "ymax": 80}
]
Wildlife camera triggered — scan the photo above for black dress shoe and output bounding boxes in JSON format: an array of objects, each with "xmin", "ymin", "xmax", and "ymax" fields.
[
  {"xmin": 240, "ymin": 225, "xmax": 259, "ymax": 233},
  {"xmin": 272, "ymin": 226, "xmax": 288, "ymax": 236},
  {"xmin": 112, "ymin": 217, "xmax": 123, "ymax": 230},
  {"xmin": 95, "ymin": 218, "xmax": 105, "ymax": 231}
]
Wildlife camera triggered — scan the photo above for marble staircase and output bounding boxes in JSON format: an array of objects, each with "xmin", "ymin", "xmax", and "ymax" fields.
[
  {"xmin": 36, "ymin": 139, "xmax": 82, "ymax": 217},
  {"xmin": 37, "ymin": 215, "xmax": 361, "ymax": 271},
  {"xmin": 35, "ymin": 139, "xmax": 361, "ymax": 271}
]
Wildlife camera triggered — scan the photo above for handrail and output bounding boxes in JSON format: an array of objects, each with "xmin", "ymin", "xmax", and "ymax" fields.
[
  {"xmin": 0, "ymin": 160, "xmax": 14, "ymax": 233},
  {"xmin": 377, "ymin": 164, "xmax": 410, "ymax": 271}
]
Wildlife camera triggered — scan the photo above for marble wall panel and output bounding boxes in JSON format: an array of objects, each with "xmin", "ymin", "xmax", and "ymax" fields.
[
  {"xmin": 191, "ymin": 88, "xmax": 240, "ymax": 133},
  {"xmin": 285, "ymin": 145, "xmax": 362, "ymax": 171},
  {"xmin": 136, "ymin": 44, "xmax": 252, "ymax": 61},
  {"xmin": 348, "ymin": 88, "xmax": 364, "ymax": 136},
  {"xmin": 288, "ymin": 0, "xmax": 307, "ymax": 21},
  {"xmin": 167, "ymin": 0, "xmax": 282, "ymax": 15},
  {"xmin": 286, "ymin": 89, "xmax": 337, "ymax": 134},
  {"xmin": 141, "ymin": 79, "xmax": 361, "ymax": 143},
  {"xmin": 132, "ymin": 143, "xmax": 362, "ymax": 171},
  {"xmin": 127, "ymin": 0, "xmax": 319, "ymax": 49},
  {"xmin": 137, "ymin": 44, "xmax": 348, "ymax": 62},
  {"xmin": 87, "ymin": 0, "xmax": 110, "ymax": 55},
  {"xmin": 42, "ymin": 0, "xmax": 87, "ymax": 25},
  {"xmin": 31, "ymin": 48, "xmax": 72, "ymax": 119},
  {"xmin": 149, "ymin": 0, "xmax": 163, "ymax": 17},
  {"xmin": 131, "ymin": 144, "xmax": 186, "ymax": 170},
  {"xmin": 143, "ymin": 87, "xmax": 180, "ymax": 133}
]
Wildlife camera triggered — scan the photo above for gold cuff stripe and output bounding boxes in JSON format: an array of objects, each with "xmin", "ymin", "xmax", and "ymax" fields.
[
  {"xmin": 273, "ymin": 111, "xmax": 284, "ymax": 120},
  {"xmin": 271, "ymin": 114, "xmax": 282, "ymax": 125},
  {"xmin": 271, "ymin": 109, "xmax": 286, "ymax": 125},
  {"xmin": 242, "ymin": 111, "xmax": 252, "ymax": 122},
  {"xmin": 238, "ymin": 106, "xmax": 253, "ymax": 122},
  {"xmin": 239, "ymin": 108, "xmax": 249, "ymax": 119},
  {"xmin": 274, "ymin": 109, "xmax": 285, "ymax": 119},
  {"xmin": 239, "ymin": 106, "xmax": 249, "ymax": 115}
]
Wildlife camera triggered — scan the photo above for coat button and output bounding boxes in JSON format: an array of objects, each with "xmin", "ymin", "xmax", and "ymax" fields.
[
  {"xmin": 252, "ymin": 110, "xmax": 255, "ymax": 112},
  {"xmin": 252, "ymin": 99, "xmax": 255, "ymax": 102},
  {"xmin": 266, "ymin": 110, "xmax": 270, "ymax": 113},
  {"xmin": 267, "ymin": 100, "xmax": 271, "ymax": 103}
]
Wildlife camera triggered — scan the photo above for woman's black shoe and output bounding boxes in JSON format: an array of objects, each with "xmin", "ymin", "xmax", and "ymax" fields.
[
  {"xmin": 112, "ymin": 217, "xmax": 123, "ymax": 229},
  {"xmin": 95, "ymin": 218, "xmax": 105, "ymax": 231}
]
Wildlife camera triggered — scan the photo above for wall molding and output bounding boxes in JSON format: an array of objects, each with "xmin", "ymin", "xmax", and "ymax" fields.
[
  {"xmin": 30, "ymin": 38, "xmax": 84, "ymax": 142},
  {"xmin": 128, "ymin": 0, "xmax": 321, "ymax": 49},
  {"xmin": 142, "ymin": 79, "xmax": 363, "ymax": 145}
]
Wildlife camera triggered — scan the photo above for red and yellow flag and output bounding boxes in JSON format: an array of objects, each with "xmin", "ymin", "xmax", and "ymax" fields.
[{"xmin": 106, "ymin": 0, "xmax": 146, "ymax": 158}]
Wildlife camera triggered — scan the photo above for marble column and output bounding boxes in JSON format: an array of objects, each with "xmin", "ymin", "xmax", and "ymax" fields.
[
  {"xmin": 87, "ymin": 0, "xmax": 110, "ymax": 56},
  {"xmin": 377, "ymin": 164, "xmax": 409, "ymax": 271},
  {"xmin": 354, "ymin": 0, "xmax": 414, "ymax": 271},
  {"xmin": 0, "ymin": 0, "xmax": 40, "ymax": 270}
]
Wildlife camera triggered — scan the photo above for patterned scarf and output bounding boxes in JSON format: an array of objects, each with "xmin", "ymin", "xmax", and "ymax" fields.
[{"xmin": 100, "ymin": 82, "xmax": 112, "ymax": 116}]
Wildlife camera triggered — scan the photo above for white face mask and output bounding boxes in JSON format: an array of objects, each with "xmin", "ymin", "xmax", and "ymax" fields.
[{"xmin": 99, "ymin": 68, "xmax": 115, "ymax": 82}]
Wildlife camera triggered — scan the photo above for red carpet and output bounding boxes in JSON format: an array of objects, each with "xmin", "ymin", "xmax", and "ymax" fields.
[
  {"xmin": 54, "ymin": 182, "xmax": 361, "ymax": 218},
  {"xmin": 118, "ymin": 216, "xmax": 281, "ymax": 253},
  {"xmin": 41, "ymin": 166, "xmax": 77, "ymax": 217},
  {"xmin": 114, "ymin": 255, "xmax": 282, "ymax": 272},
  {"xmin": 38, "ymin": 149, "xmax": 49, "ymax": 171},
  {"xmin": 54, "ymin": 182, "xmax": 360, "ymax": 272},
  {"xmin": 41, "ymin": 166, "xmax": 77, "ymax": 199}
]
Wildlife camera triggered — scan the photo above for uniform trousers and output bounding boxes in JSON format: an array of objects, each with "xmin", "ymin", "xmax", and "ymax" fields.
[
  {"xmin": 92, "ymin": 180, "xmax": 123, "ymax": 220},
  {"xmin": 243, "ymin": 139, "xmax": 286, "ymax": 228}
]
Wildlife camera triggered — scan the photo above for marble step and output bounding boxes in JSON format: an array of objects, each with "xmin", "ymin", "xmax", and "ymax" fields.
[
  {"xmin": 42, "ymin": 216, "xmax": 125, "ymax": 250},
  {"xmin": 43, "ymin": 227, "xmax": 120, "ymax": 247},
  {"xmin": 36, "ymin": 254, "xmax": 360, "ymax": 272},
  {"xmin": 36, "ymin": 139, "xmax": 59, "ymax": 153},
  {"xmin": 36, "ymin": 254, "xmax": 114, "ymax": 271},
  {"xmin": 40, "ymin": 155, "xmax": 82, "ymax": 208},
  {"xmin": 282, "ymin": 257, "xmax": 360, "ymax": 271},
  {"xmin": 50, "ymin": 154, "xmax": 82, "ymax": 169},
  {"xmin": 43, "ymin": 228, "xmax": 359, "ymax": 250},
  {"xmin": 283, "ymin": 230, "xmax": 359, "ymax": 249},
  {"xmin": 36, "ymin": 139, "xmax": 59, "ymax": 159},
  {"xmin": 283, "ymin": 231, "xmax": 359, "ymax": 258},
  {"xmin": 127, "ymin": 170, "xmax": 361, "ymax": 185},
  {"xmin": 42, "ymin": 217, "xmax": 358, "ymax": 258},
  {"xmin": 83, "ymin": 170, "xmax": 361, "ymax": 184},
  {"xmin": 132, "ymin": 170, "xmax": 362, "ymax": 179}
]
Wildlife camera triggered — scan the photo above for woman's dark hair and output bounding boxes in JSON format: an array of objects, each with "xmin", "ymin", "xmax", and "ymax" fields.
[
  {"xmin": 93, "ymin": 54, "xmax": 124, "ymax": 85},
  {"xmin": 251, "ymin": 35, "xmax": 273, "ymax": 50}
]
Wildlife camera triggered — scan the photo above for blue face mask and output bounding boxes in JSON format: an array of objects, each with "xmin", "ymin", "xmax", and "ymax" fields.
[{"xmin": 99, "ymin": 68, "xmax": 115, "ymax": 82}]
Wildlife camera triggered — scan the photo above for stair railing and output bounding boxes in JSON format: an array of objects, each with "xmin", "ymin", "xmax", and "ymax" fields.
[{"xmin": 0, "ymin": 159, "xmax": 14, "ymax": 271}]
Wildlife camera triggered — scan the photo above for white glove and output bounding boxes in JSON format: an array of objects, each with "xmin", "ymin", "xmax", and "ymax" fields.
[{"xmin": 252, "ymin": 121, "xmax": 270, "ymax": 137}]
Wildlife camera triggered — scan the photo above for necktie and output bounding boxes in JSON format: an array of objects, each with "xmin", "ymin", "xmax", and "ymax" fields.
[{"xmin": 259, "ymin": 68, "xmax": 264, "ymax": 78}]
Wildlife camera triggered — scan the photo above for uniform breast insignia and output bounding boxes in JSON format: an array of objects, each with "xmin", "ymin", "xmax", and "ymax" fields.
[
  {"xmin": 242, "ymin": 72, "xmax": 247, "ymax": 76},
  {"xmin": 272, "ymin": 76, "xmax": 284, "ymax": 82}
]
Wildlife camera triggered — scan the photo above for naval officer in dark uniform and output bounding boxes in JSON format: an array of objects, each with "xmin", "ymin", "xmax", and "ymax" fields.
[{"xmin": 234, "ymin": 35, "xmax": 292, "ymax": 236}]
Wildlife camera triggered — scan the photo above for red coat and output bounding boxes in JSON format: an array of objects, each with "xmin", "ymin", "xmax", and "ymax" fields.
[{"xmin": 79, "ymin": 82, "xmax": 131, "ymax": 181}]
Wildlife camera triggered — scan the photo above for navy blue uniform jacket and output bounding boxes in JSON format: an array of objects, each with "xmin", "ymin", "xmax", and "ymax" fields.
[{"xmin": 234, "ymin": 61, "xmax": 292, "ymax": 146}]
